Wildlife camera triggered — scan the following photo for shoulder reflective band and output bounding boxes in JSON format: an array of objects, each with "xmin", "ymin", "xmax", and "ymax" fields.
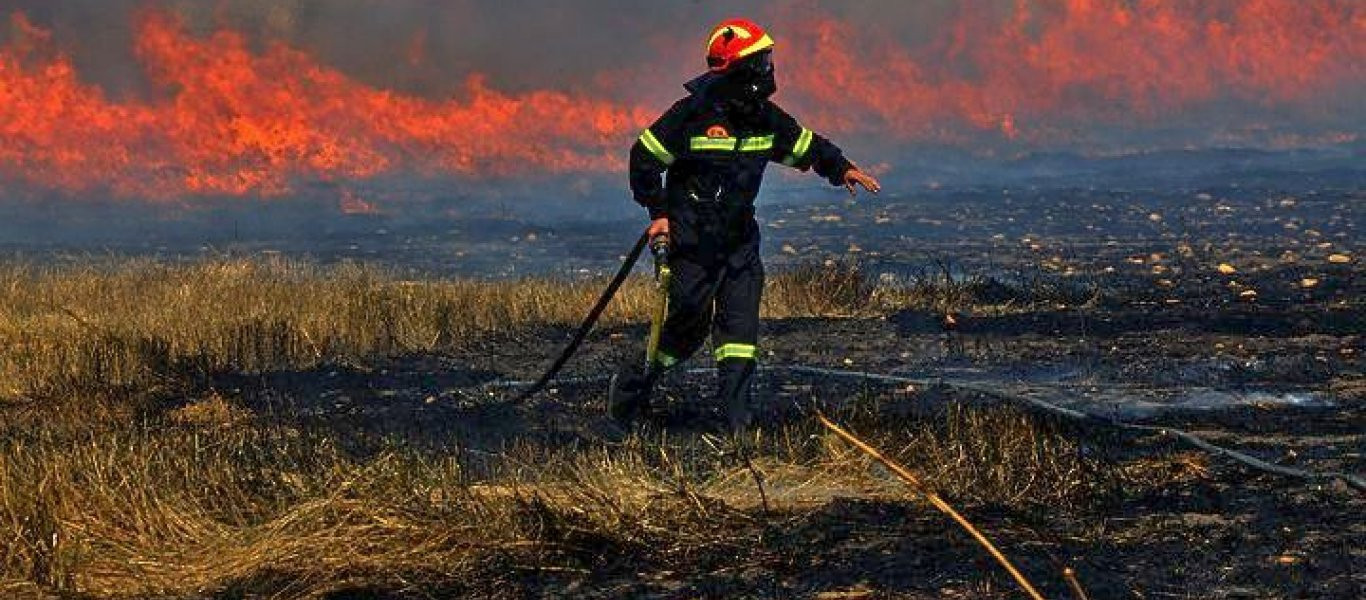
[
  {"xmin": 690, "ymin": 136, "xmax": 738, "ymax": 151},
  {"xmin": 715, "ymin": 343, "xmax": 758, "ymax": 361},
  {"xmin": 639, "ymin": 129, "xmax": 675, "ymax": 166},
  {"xmin": 781, "ymin": 127, "xmax": 814, "ymax": 166},
  {"xmin": 738, "ymin": 135, "xmax": 775, "ymax": 152}
]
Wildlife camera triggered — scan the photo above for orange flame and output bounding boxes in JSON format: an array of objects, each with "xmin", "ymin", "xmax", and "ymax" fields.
[
  {"xmin": 778, "ymin": 0, "xmax": 1366, "ymax": 145},
  {"xmin": 0, "ymin": 2, "xmax": 1363, "ymax": 201},
  {"xmin": 0, "ymin": 11, "xmax": 650, "ymax": 199}
]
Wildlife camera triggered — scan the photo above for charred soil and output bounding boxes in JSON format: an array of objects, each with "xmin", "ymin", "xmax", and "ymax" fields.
[{"xmin": 1, "ymin": 191, "xmax": 1363, "ymax": 598}]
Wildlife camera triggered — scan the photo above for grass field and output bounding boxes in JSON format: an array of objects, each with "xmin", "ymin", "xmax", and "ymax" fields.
[
  {"xmin": 0, "ymin": 257, "xmax": 960, "ymax": 402},
  {"xmin": 0, "ymin": 257, "xmax": 1359, "ymax": 598}
]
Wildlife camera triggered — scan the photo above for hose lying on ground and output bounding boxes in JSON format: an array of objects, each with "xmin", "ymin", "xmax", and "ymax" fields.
[
  {"xmin": 508, "ymin": 230, "xmax": 649, "ymax": 404},
  {"xmin": 490, "ymin": 365, "xmax": 1365, "ymax": 494},
  {"xmin": 783, "ymin": 365, "xmax": 1366, "ymax": 494}
]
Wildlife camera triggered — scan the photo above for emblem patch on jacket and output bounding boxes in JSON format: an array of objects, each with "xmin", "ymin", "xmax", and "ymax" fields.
[{"xmin": 706, "ymin": 125, "xmax": 730, "ymax": 139}]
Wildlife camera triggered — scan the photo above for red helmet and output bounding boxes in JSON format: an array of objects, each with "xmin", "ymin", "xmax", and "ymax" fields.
[{"xmin": 706, "ymin": 19, "xmax": 775, "ymax": 73}]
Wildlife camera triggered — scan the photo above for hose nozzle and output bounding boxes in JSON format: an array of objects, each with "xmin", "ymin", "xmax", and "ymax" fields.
[
  {"xmin": 649, "ymin": 235, "xmax": 670, "ymax": 262},
  {"xmin": 649, "ymin": 235, "xmax": 670, "ymax": 280},
  {"xmin": 645, "ymin": 234, "xmax": 672, "ymax": 366}
]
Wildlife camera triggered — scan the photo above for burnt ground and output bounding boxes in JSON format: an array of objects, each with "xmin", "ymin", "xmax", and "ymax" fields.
[
  {"xmin": 33, "ymin": 171, "xmax": 1358, "ymax": 598},
  {"xmin": 208, "ymin": 269, "xmax": 1366, "ymax": 598},
  {"xmin": 191, "ymin": 174, "xmax": 1366, "ymax": 598}
]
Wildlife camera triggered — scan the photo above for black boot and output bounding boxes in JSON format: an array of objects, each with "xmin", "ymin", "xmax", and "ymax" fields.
[
  {"xmin": 607, "ymin": 363, "xmax": 657, "ymax": 425},
  {"xmin": 717, "ymin": 358, "xmax": 756, "ymax": 433}
]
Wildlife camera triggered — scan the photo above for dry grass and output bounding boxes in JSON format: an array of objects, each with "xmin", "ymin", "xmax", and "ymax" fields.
[
  {"xmin": 0, "ymin": 395, "xmax": 1175, "ymax": 598},
  {"xmin": 0, "ymin": 257, "xmax": 975, "ymax": 402},
  {"xmin": 846, "ymin": 403, "xmax": 1103, "ymax": 507},
  {"xmin": 0, "ymin": 257, "xmax": 1173, "ymax": 598},
  {"xmin": 0, "ymin": 258, "xmax": 647, "ymax": 400}
]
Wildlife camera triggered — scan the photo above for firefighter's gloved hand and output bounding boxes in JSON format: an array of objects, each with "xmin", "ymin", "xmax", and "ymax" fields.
[
  {"xmin": 647, "ymin": 217, "xmax": 670, "ymax": 240},
  {"xmin": 843, "ymin": 168, "xmax": 882, "ymax": 197}
]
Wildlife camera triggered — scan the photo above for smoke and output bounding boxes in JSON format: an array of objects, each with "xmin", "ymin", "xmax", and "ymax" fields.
[
  {"xmin": 1, "ymin": 0, "xmax": 1363, "ymax": 205},
  {"xmin": 2, "ymin": 1, "xmax": 952, "ymax": 94}
]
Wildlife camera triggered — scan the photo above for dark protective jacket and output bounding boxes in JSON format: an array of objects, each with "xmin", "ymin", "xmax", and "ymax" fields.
[{"xmin": 629, "ymin": 96, "xmax": 852, "ymax": 257}]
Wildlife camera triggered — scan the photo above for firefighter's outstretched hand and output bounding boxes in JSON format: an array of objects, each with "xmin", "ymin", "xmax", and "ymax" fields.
[
  {"xmin": 647, "ymin": 217, "xmax": 670, "ymax": 240},
  {"xmin": 843, "ymin": 168, "xmax": 882, "ymax": 197}
]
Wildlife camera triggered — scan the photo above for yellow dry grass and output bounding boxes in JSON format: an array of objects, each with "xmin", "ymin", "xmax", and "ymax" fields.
[
  {"xmin": 0, "ymin": 400, "xmax": 1141, "ymax": 598},
  {"xmin": 0, "ymin": 257, "xmax": 938, "ymax": 402},
  {"xmin": 0, "ymin": 257, "xmax": 1159, "ymax": 598}
]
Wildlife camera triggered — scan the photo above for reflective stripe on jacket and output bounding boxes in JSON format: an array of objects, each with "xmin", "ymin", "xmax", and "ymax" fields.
[{"xmin": 630, "ymin": 97, "xmax": 852, "ymax": 221}]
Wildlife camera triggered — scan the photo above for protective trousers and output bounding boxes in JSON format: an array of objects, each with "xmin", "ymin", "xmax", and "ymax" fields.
[{"xmin": 653, "ymin": 221, "xmax": 763, "ymax": 431}]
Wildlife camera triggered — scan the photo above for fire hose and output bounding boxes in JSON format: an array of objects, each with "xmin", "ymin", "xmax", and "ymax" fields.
[{"xmin": 509, "ymin": 228, "xmax": 667, "ymax": 404}]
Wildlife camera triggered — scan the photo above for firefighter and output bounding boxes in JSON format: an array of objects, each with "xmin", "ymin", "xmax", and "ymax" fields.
[{"xmin": 609, "ymin": 18, "xmax": 881, "ymax": 432}]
